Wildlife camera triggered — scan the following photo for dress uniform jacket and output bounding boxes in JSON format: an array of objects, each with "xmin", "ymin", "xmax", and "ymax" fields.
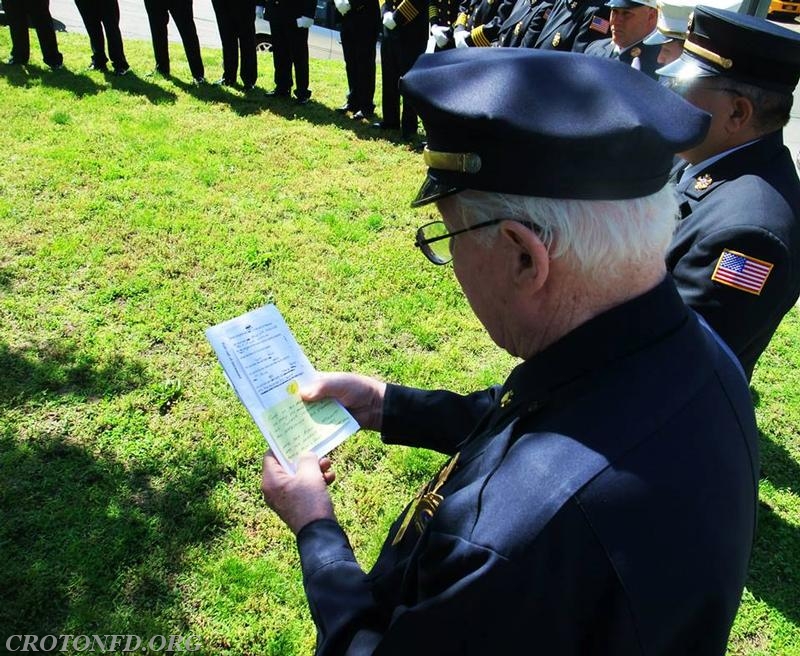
[
  {"xmin": 667, "ymin": 130, "xmax": 800, "ymax": 380},
  {"xmin": 584, "ymin": 36, "xmax": 661, "ymax": 79},
  {"xmin": 264, "ymin": 0, "xmax": 316, "ymax": 97},
  {"xmin": 379, "ymin": 0, "xmax": 428, "ymax": 136},
  {"xmin": 296, "ymin": 279, "xmax": 759, "ymax": 655},
  {"xmin": 498, "ymin": 0, "xmax": 551, "ymax": 47},
  {"xmin": 533, "ymin": 0, "xmax": 609, "ymax": 51},
  {"xmin": 454, "ymin": 0, "xmax": 515, "ymax": 45}
]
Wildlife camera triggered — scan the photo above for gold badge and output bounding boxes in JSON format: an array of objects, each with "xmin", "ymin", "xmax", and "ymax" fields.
[
  {"xmin": 695, "ymin": 174, "xmax": 713, "ymax": 190},
  {"xmin": 630, "ymin": 47, "xmax": 641, "ymax": 58},
  {"xmin": 514, "ymin": 21, "xmax": 522, "ymax": 35},
  {"xmin": 392, "ymin": 453, "xmax": 460, "ymax": 546},
  {"xmin": 500, "ymin": 389, "xmax": 514, "ymax": 408},
  {"xmin": 552, "ymin": 32, "xmax": 561, "ymax": 47}
]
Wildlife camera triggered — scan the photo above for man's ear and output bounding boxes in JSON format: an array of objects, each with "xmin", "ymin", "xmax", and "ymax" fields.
[
  {"xmin": 726, "ymin": 94, "xmax": 755, "ymax": 134},
  {"xmin": 499, "ymin": 221, "xmax": 550, "ymax": 294}
]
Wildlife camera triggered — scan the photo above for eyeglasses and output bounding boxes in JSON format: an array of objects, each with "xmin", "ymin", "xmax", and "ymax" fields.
[
  {"xmin": 665, "ymin": 78, "xmax": 744, "ymax": 99},
  {"xmin": 414, "ymin": 219, "xmax": 535, "ymax": 265}
]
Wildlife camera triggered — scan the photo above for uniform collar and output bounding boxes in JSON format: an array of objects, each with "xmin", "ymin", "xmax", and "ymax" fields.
[
  {"xmin": 678, "ymin": 131, "xmax": 783, "ymax": 197},
  {"xmin": 477, "ymin": 277, "xmax": 689, "ymax": 436}
]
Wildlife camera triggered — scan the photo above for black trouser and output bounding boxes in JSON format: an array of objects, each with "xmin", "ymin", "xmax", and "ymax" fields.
[
  {"xmin": 380, "ymin": 20, "xmax": 426, "ymax": 136},
  {"xmin": 210, "ymin": 0, "xmax": 257, "ymax": 86},
  {"xmin": 340, "ymin": 6, "xmax": 379, "ymax": 113},
  {"xmin": 4, "ymin": 0, "xmax": 62, "ymax": 67},
  {"xmin": 143, "ymin": 0, "xmax": 204, "ymax": 79},
  {"xmin": 73, "ymin": 0, "xmax": 128, "ymax": 71},
  {"xmin": 270, "ymin": 16, "xmax": 310, "ymax": 98}
]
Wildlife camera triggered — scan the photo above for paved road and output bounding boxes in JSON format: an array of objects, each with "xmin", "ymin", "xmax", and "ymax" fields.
[{"xmin": 49, "ymin": 0, "xmax": 223, "ymax": 49}]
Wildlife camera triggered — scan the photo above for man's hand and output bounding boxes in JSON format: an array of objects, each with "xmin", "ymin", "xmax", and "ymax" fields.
[
  {"xmin": 454, "ymin": 29, "xmax": 469, "ymax": 48},
  {"xmin": 301, "ymin": 372, "xmax": 387, "ymax": 432},
  {"xmin": 296, "ymin": 15, "xmax": 314, "ymax": 28},
  {"xmin": 261, "ymin": 451, "xmax": 336, "ymax": 535},
  {"xmin": 431, "ymin": 24, "xmax": 451, "ymax": 48},
  {"xmin": 382, "ymin": 11, "xmax": 397, "ymax": 29}
]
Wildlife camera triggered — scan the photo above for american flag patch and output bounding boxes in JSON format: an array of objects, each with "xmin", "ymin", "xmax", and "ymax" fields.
[
  {"xmin": 589, "ymin": 15, "xmax": 610, "ymax": 33},
  {"xmin": 711, "ymin": 249, "xmax": 773, "ymax": 295}
]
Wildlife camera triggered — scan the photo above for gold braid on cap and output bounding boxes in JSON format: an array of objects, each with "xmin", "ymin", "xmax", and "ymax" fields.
[
  {"xmin": 423, "ymin": 147, "xmax": 482, "ymax": 173},
  {"xmin": 684, "ymin": 39, "xmax": 733, "ymax": 69}
]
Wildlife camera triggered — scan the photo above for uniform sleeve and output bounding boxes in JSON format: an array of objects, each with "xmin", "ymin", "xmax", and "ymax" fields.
[
  {"xmin": 298, "ymin": 505, "xmax": 634, "ymax": 654},
  {"xmin": 391, "ymin": 0, "xmax": 427, "ymax": 26},
  {"xmin": 571, "ymin": 6, "xmax": 609, "ymax": 52},
  {"xmin": 380, "ymin": 383, "xmax": 497, "ymax": 454},
  {"xmin": 669, "ymin": 224, "xmax": 796, "ymax": 375}
]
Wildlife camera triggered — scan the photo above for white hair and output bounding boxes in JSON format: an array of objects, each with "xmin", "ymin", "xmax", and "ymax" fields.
[{"xmin": 440, "ymin": 186, "xmax": 679, "ymax": 272}]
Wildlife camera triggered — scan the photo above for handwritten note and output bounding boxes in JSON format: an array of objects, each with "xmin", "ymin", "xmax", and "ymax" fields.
[
  {"xmin": 206, "ymin": 304, "xmax": 360, "ymax": 473},
  {"xmin": 263, "ymin": 395, "xmax": 353, "ymax": 462}
]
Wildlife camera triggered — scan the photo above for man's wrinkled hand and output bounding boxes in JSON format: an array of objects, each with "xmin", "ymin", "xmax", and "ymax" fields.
[{"xmin": 261, "ymin": 451, "xmax": 335, "ymax": 535}]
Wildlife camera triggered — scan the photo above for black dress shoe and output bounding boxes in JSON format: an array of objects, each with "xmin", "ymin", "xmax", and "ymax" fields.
[
  {"xmin": 265, "ymin": 88, "xmax": 291, "ymax": 98},
  {"xmin": 335, "ymin": 103, "xmax": 356, "ymax": 113},
  {"xmin": 351, "ymin": 110, "xmax": 373, "ymax": 121},
  {"xmin": 213, "ymin": 77, "xmax": 235, "ymax": 87},
  {"xmin": 113, "ymin": 66, "xmax": 130, "ymax": 77},
  {"xmin": 6, "ymin": 56, "xmax": 28, "ymax": 65},
  {"xmin": 372, "ymin": 121, "xmax": 400, "ymax": 130}
]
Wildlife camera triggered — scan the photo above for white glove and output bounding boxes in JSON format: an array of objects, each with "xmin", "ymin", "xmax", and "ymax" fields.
[
  {"xmin": 432, "ymin": 24, "xmax": 450, "ymax": 48},
  {"xmin": 334, "ymin": 0, "xmax": 351, "ymax": 15},
  {"xmin": 454, "ymin": 30, "xmax": 469, "ymax": 48},
  {"xmin": 296, "ymin": 15, "xmax": 314, "ymax": 28},
  {"xmin": 382, "ymin": 11, "xmax": 397, "ymax": 29}
]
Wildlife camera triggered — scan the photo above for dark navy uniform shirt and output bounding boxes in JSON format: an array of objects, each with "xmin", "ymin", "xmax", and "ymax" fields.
[
  {"xmin": 667, "ymin": 130, "xmax": 800, "ymax": 380},
  {"xmin": 533, "ymin": 0, "xmax": 610, "ymax": 52},
  {"xmin": 296, "ymin": 278, "xmax": 759, "ymax": 655},
  {"xmin": 584, "ymin": 36, "xmax": 662, "ymax": 79}
]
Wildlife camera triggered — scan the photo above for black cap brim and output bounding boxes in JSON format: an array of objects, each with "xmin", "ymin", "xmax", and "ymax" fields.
[{"xmin": 411, "ymin": 173, "xmax": 463, "ymax": 207}]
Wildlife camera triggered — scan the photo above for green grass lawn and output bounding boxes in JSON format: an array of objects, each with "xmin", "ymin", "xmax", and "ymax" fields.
[{"xmin": 0, "ymin": 30, "xmax": 798, "ymax": 656}]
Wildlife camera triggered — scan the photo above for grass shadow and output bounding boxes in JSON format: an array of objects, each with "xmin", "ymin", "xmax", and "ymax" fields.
[
  {"xmin": 0, "ymin": 340, "xmax": 149, "ymax": 409},
  {"xmin": 103, "ymin": 69, "xmax": 178, "ymax": 104},
  {"xmin": 0, "ymin": 430, "xmax": 228, "ymax": 637},
  {"xmin": 748, "ymin": 498, "xmax": 800, "ymax": 626},
  {"xmin": 0, "ymin": 60, "xmax": 105, "ymax": 96}
]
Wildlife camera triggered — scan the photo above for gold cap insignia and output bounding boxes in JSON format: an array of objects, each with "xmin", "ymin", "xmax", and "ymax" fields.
[
  {"xmin": 630, "ymin": 47, "xmax": 641, "ymax": 58},
  {"xmin": 695, "ymin": 174, "xmax": 713, "ymax": 191},
  {"xmin": 552, "ymin": 32, "xmax": 561, "ymax": 47},
  {"xmin": 514, "ymin": 22, "xmax": 522, "ymax": 35},
  {"xmin": 423, "ymin": 146, "xmax": 482, "ymax": 174},
  {"xmin": 500, "ymin": 389, "xmax": 514, "ymax": 408}
]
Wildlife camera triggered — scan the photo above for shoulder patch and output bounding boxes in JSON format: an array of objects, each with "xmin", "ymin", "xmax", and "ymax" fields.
[
  {"xmin": 589, "ymin": 14, "xmax": 610, "ymax": 33},
  {"xmin": 711, "ymin": 248, "xmax": 773, "ymax": 295}
]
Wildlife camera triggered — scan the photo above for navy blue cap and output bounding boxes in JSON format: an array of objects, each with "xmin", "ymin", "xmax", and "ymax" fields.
[
  {"xmin": 656, "ymin": 6, "xmax": 800, "ymax": 93},
  {"xmin": 399, "ymin": 48, "xmax": 710, "ymax": 206}
]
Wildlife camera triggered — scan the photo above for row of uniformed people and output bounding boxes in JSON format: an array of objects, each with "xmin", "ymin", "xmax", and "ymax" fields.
[{"xmin": 1, "ymin": 0, "xmax": 315, "ymax": 100}]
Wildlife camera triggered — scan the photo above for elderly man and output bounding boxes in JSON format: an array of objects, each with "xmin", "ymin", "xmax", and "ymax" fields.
[
  {"xmin": 585, "ymin": 0, "xmax": 660, "ymax": 77},
  {"xmin": 658, "ymin": 6, "xmax": 800, "ymax": 380},
  {"xmin": 261, "ymin": 49, "xmax": 759, "ymax": 654}
]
